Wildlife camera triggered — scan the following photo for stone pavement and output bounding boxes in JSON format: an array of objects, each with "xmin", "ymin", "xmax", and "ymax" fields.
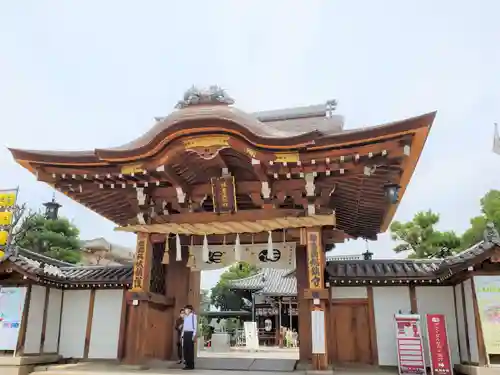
[{"xmin": 31, "ymin": 361, "xmax": 397, "ymax": 375}]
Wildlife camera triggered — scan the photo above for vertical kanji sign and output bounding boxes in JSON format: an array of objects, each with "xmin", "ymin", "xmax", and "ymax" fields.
[{"xmin": 426, "ymin": 314, "xmax": 452, "ymax": 375}]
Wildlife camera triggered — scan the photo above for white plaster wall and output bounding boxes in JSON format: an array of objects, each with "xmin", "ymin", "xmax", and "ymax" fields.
[
  {"xmin": 463, "ymin": 278, "xmax": 479, "ymax": 363},
  {"xmin": 373, "ymin": 286, "xmax": 411, "ymax": 366},
  {"xmin": 43, "ymin": 288, "xmax": 62, "ymax": 353},
  {"xmin": 331, "ymin": 286, "xmax": 367, "ymax": 299},
  {"xmin": 88, "ymin": 290, "xmax": 124, "ymax": 359},
  {"xmin": 59, "ymin": 290, "xmax": 90, "ymax": 358},
  {"xmin": 455, "ymin": 283, "xmax": 468, "ymax": 362},
  {"xmin": 24, "ymin": 285, "xmax": 47, "ymax": 354},
  {"xmin": 415, "ymin": 286, "xmax": 460, "ymax": 366}
]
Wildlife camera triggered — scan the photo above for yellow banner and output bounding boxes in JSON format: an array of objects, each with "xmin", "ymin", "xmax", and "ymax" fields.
[
  {"xmin": 0, "ymin": 249, "xmax": 5, "ymax": 258},
  {"xmin": 0, "ymin": 230, "xmax": 8, "ymax": 246},
  {"xmin": 474, "ymin": 276, "xmax": 500, "ymax": 354},
  {"xmin": 0, "ymin": 191, "xmax": 16, "ymax": 208},
  {"xmin": 0, "ymin": 211, "xmax": 13, "ymax": 226}
]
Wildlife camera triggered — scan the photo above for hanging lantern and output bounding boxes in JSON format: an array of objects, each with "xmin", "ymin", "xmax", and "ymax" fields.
[
  {"xmin": 267, "ymin": 231, "xmax": 275, "ymax": 261},
  {"xmin": 176, "ymin": 234, "xmax": 182, "ymax": 261},
  {"xmin": 384, "ymin": 183, "xmax": 401, "ymax": 204},
  {"xmin": 162, "ymin": 234, "xmax": 170, "ymax": 264},
  {"xmin": 234, "ymin": 233, "xmax": 242, "ymax": 261},
  {"xmin": 202, "ymin": 234, "xmax": 209, "ymax": 262}
]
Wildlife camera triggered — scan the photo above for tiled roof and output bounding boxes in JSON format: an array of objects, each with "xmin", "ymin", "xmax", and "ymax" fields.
[
  {"xmin": 325, "ymin": 259, "xmax": 441, "ymax": 281},
  {"xmin": 2, "ymin": 247, "xmax": 132, "ymax": 288},
  {"xmin": 60, "ymin": 265, "xmax": 132, "ymax": 285},
  {"xmin": 230, "ymin": 268, "xmax": 296, "ymax": 296}
]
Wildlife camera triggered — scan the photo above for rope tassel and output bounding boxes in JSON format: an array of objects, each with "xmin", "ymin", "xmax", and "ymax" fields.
[
  {"xmin": 202, "ymin": 234, "xmax": 209, "ymax": 263},
  {"xmin": 267, "ymin": 231, "xmax": 275, "ymax": 261},
  {"xmin": 162, "ymin": 234, "xmax": 170, "ymax": 264},
  {"xmin": 176, "ymin": 234, "xmax": 182, "ymax": 261},
  {"xmin": 234, "ymin": 233, "xmax": 242, "ymax": 261}
]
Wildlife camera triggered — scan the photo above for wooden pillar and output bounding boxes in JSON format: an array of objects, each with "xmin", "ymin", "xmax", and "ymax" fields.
[
  {"xmin": 296, "ymin": 245, "xmax": 312, "ymax": 362},
  {"xmin": 122, "ymin": 232, "xmax": 153, "ymax": 365},
  {"xmin": 165, "ymin": 238, "xmax": 196, "ymax": 360},
  {"xmin": 304, "ymin": 227, "xmax": 329, "ymax": 370},
  {"xmin": 471, "ymin": 277, "xmax": 488, "ymax": 366}
]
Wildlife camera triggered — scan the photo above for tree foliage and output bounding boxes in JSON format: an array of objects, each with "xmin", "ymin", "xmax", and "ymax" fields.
[
  {"xmin": 210, "ymin": 262, "xmax": 259, "ymax": 311},
  {"xmin": 13, "ymin": 207, "xmax": 82, "ymax": 264},
  {"xmin": 390, "ymin": 210, "xmax": 462, "ymax": 258},
  {"xmin": 461, "ymin": 190, "xmax": 500, "ymax": 249}
]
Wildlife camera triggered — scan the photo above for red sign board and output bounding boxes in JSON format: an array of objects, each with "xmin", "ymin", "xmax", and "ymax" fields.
[
  {"xmin": 426, "ymin": 314, "xmax": 452, "ymax": 375},
  {"xmin": 395, "ymin": 314, "xmax": 426, "ymax": 375}
]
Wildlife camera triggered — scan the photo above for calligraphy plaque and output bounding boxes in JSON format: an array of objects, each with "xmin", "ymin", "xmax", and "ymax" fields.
[
  {"xmin": 307, "ymin": 230, "xmax": 324, "ymax": 289},
  {"xmin": 131, "ymin": 232, "xmax": 149, "ymax": 291},
  {"xmin": 211, "ymin": 176, "xmax": 237, "ymax": 213}
]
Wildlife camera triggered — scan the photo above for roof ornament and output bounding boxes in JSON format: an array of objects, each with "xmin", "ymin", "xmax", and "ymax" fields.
[
  {"xmin": 325, "ymin": 99, "xmax": 338, "ymax": 118},
  {"xmin": 483, "ymin": 222, "xmax": 500, "ymax": 244},
  {"xmin": 175, "ymin": 85, "xmax": 235, "ymax": 109}
]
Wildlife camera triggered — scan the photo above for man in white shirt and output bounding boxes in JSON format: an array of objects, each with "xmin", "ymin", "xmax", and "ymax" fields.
[{"xmin": 182, "ymin": 304, "xmax": 197, "ymax": 370}]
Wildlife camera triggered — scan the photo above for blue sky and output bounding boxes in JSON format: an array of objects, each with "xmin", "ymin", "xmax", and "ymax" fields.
[{"xmin": 1, "ymin": 1, "xmax": 499, "ymax": 289}]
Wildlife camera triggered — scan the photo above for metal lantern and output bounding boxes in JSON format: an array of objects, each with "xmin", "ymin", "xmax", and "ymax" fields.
[
  {"xmin": 43, "ymin": 196, "xmax": 61, "ymax": 220},
  {"xmin": 362, "ymin": 249, "xmax": 373, "ymax": 260},
  {"xmin": 384, "ymin": 183, "xmax": 401, "ymax": 204}
]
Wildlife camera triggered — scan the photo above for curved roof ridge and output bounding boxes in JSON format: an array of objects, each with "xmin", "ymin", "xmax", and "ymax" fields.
[{"xmin": 8, "ymin": 109, "xmax": 436, "ymax": 165}]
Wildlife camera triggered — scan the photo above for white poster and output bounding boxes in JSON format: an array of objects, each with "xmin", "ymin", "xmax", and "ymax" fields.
[
  {"xmin": 244, "ymin": 321, "xmax": 259, "ymax": 351},
  {"xmin": 394, "ymin": 314, "xmax": 426, "ymax": 375},
  {"xmin": 0, "ymin": 287, "xmax": 27, "ymax": 351},
  {"xmin": 311, "ymin": 310, "xmax": 326, "ymax": 354},
  {"xmin": 188, "ymin": 242, "xmax": 296, "ymax": 270}
]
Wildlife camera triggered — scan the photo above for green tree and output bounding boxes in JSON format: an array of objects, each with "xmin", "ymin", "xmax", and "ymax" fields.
[
  {"xmin": 390, "ymin": 210, "xmax": 462, "ymax": 258},
  {"xmin": 200, "ymin": 289, "xmax": 211, "ymax": 312},
  {"xmin": 14, "ymin": 212, "xmax": 82, "ymax": 264},
  {"xmin": 462, "ymin": 190, "xmax": 500, "ymax": 248},
  {"xmin": 210, "ymin": 262, "xmax": 259, "ymax": 311}
]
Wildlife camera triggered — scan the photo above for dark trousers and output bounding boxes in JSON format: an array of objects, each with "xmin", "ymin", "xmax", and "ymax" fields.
[
  {"xmin": 176, "ymin": 337, "xmax": 183, "ymax": 361},
  {"xmin": 183, "ymin": 331, "xmax": 195, "ymax": 369}
]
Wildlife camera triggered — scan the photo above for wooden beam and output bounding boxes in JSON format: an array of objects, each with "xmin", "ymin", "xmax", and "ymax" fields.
[
  {"xmin": 83, "ymin": 289, "xmax": 96, "ymax": 358},
  {"xmin": 16, "ymin": 284, "xmax": 32, "ymax": 355},
  {"xmin": 117, "ymin": 289, "xmax": 128, "ymax": 360},
  {"xmin": 125, "ymin": 291, "xmax": 175, "ymax": 307},
  {"xmin": 150, "ymin": 208, "xmax": 305, "ymax": 225},
  {"xmin": 56, "ymin": 290, "xmax": 64, "ymax": 354},
  {"xmin": 154, "ymin": 165, "xmax": 190, "ymax": 193},
  {"xmin": 471, "ymin": 277, "xmax": 487, "ymax": 366},
  {"xmin": 409, "ymin": 284, "xmax": 418, "ymax": 313},
  {"xmin": 367, "ymin": 286, "xmax": 379, "ymax": 365},
  {"xmin": 39, "ymin": 287, "xmax": 51, "ymax": 353}
]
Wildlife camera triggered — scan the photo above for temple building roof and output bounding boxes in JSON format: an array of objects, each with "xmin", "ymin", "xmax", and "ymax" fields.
[{"xmin": 8, "ymin": 87, "xmax": 436, "ymax": 240}]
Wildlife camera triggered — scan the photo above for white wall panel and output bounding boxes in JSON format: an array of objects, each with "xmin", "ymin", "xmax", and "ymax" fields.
[
  {"xmin": 24, "ymin": 285, "xmax": 46, "ymax": 354},
  {"xmin": 331, "ymin": 286, "xmax": 367, "ymax": 299},
  {"xmin": 463, "ymin": 278, "xmax": 479, "ymax": 363},
  {"xmin": 373, "ymin": 286, "xmax": 411, "ymax": 366},
  {"xmin": 88, "ymin": 290, "xmax": 123, "ymax": 359},
  {"xmin": 43, "ymin": 288, "xmax": 62, "ymax": 353},
  {"xmin": 59, "ymin": 290, "xmax": 90, "ymax": 358},
  {"xmin": 416, "ymin": 286, "xmax": 460, "ymax": 365},
  {"xmin": 455, "ymin": 283, "xmax": 468, "ymax": 362}
]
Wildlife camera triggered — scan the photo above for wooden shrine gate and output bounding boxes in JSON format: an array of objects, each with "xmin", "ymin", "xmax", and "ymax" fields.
[{"xmin": 8, "ymin": 86, "xmax": 435, "ymax": 369}]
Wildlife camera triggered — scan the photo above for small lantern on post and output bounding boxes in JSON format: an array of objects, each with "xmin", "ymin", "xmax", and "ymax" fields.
[
  {"xmin": 384, "ymin": 183, "xmax": 401, "ymax": 204},
  {"xmin": 43, "ymin": 195, "xmax": 61, "ymax": 220}
]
